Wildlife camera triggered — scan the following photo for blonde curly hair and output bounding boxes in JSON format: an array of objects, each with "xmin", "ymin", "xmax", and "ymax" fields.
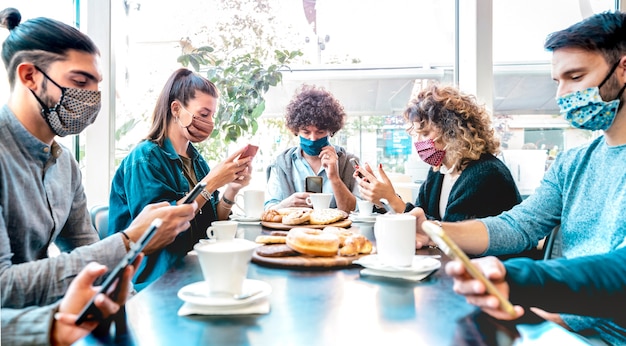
[{"xmin": 404, "ymin": 83, "xmax": 500, "ymax": 171}]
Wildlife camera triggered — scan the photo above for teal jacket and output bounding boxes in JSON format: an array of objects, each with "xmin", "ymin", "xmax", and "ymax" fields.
[{"xmin": 109, "ymin": 138, "xmax": 219, "ymax": 290}]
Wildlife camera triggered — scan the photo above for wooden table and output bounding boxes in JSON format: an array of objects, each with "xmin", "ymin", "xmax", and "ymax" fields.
[{"xmin": 80, "ymin": 222, "xmax": 527, "ymax": 346}]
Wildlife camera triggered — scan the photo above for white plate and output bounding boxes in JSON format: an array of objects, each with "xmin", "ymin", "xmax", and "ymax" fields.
[
  {"xmin": 349, "ymin": 213, "xmax": 378, "ymax": 223},
  {"xmin": 353, "ymin": 255, "xmax": 441, "ymax": 274},
  {"xmin": 177, "ymin": 279, "xmax": 272, "ymax": 307},
  {"xmin": 230, "ymin": 215, "xmax": 262, "ymax": 222}
]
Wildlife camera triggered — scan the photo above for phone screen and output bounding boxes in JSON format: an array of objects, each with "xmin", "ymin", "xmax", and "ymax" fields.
[
  {"xmin": 305, "ymin": 176, "xmax": 323, "ymax": 193},
  {"xmin": 75, "ymin": 218, "xmax": 162, "ymax": 325},
  {"xmin": 421, "ymin": 221, "xmax": 517, "ymax": 317}
]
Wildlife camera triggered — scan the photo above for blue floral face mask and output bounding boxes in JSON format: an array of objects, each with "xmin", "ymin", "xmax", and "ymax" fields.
[
  {"xmin": 556, "ymin": 61, "xmax": 626, "ymax": 131},
  {"xmin": 300, "ymin": 136, "xmax": 330, "ymax": 156}
]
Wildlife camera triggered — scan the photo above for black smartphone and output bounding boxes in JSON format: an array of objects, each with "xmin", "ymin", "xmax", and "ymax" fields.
[
  {"xmin": 305, "ymin": 176, "xmax": 323, "ymax": 193},
  {"xmin": 75, "ymin": 218, "xmax": 162, "ymax": 325},
  {"xmin": 183, "ymin": 181, "xmax": 207, "ymax": 204},
  {"xmin": 349, "ymin": 157, "xmax": 364, "ymax": 178}
]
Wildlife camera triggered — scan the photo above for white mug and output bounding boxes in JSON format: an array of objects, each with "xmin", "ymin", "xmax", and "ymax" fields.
[
  {"xmin": 374, "ymin": 214, "xmax": 416, "ymax": 266},
  {"xmin": 194, "ymin": 239, "xmax": 259, "ymax": 296},
  {"xmin": 357, "ymin": 199, "xmax": 374, "ymax": 216},
  {"xmin": 305, "ymin": 193, "xmax": 332, "ymax": 210},
  {"xmin": 235, "ymin": 190, "xmax": 265, "ymax": 219},
  {"xmin": 206, "ymin": 220, "xmax": 238, "ymax": 242}
]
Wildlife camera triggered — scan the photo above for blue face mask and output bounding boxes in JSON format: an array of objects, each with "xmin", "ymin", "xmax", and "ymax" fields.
[
  {"xmin": 300, "ymin": 136, "xmax": 330, "ymax": 156},
  {"xmin": 556, "ymin": 61, "xmax": 626, "ymax": 131}
]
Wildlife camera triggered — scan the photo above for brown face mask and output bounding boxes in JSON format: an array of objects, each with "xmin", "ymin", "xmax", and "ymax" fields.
[
  {"xmin": 186, "ymin": 114, "xmax": 214, "ymax": 142},
  {"xmin": 178, "ymin": 105, "xmax": 214, "ymax": 143}
]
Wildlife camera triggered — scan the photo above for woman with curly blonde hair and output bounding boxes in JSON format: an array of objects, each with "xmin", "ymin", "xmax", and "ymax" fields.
[{"xmin": 356, "ymin": 83, "xmax": 521, "ymax": 222}]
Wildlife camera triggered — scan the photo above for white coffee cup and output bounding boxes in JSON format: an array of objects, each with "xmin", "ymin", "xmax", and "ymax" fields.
[
  {"xmin": 206, "ymin": 220, "xmax": 238, "ymax": 241},
  {"xmin": 357, "ymin": 199, "xmax": 374, "ymax": 216},
  {"xmin": 374, "ymin": 214, "xmax": 416, "ymax": 266},
  {"xmin": 194, "ymin": 238, "xmax": 259, "ymax": 296},
  {"xmin": 305, "ymin": 193, "xmax": 332, "ymax": 210},
  {"xmin": 235, "ymin": 190, "xmax": 265, "ymax": 219}
]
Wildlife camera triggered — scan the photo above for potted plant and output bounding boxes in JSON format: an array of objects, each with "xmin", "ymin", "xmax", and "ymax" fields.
[{"xmin": 177, "ymin": 47, "xmax": 302, "ymax": 162}]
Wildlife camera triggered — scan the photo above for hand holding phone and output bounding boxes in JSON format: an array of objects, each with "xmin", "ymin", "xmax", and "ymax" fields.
[
  {"xmin": 182, "ymin": 181, "xmax": 207, "ymax": 204},
  {"xmin": 421, "ymin": 221, "xmax": 517, "ymax": 318},
  {"xmin": 349, "ymin": 158, "xmax": 364, "ymax": 178},
  {"xmin": 75, "ymin": 218, "xmax": 162, "ymax": 325}
]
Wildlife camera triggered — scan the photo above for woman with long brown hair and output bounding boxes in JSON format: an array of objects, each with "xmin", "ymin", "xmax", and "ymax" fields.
[{"xmin": 109, "ymin": 68, "xmax": 252, "ymax": 290}]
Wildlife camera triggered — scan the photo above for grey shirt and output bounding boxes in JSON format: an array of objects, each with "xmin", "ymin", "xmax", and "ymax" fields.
[
  {"xmin": 1, "ymin": 304, "xmax": 58, "ymax": 345},
  {"xmin": 0, "ymin": 105, "xmax": 126, "ymax": 308}
]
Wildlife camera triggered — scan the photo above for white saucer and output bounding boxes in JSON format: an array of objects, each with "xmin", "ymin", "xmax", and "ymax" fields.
[
  {"xmin": 353, "ymin": 255, "xmax": 441, "ymax": 274},
  {"xmin": 349, "ymin": 213, "xmax": 378, "ymax": 223},
  {"xmin": 177, "ymin": 279, "xmax": 271, "ymax": 307},
  {"xmin": 230, "ymin": 215, "xmax": 262, "ymax": 222}
]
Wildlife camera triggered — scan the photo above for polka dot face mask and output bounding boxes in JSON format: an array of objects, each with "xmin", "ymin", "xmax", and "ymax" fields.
[{"xmin": 557, "ymin": 61, "xmax": 626, "ymax": 131}]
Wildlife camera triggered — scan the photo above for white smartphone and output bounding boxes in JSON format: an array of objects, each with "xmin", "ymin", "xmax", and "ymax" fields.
[{"xmin": 421, "ymin": 220, "xmax": 517, "ymax": 317}]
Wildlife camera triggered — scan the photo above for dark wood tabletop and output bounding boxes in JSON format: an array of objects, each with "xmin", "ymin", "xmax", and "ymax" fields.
[{"xmin": 80, "ymin": 222, "xmax": 527, "ymax": 346}]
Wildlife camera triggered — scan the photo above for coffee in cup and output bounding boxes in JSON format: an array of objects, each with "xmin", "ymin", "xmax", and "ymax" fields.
[
  {"xmin": 374, "ymin": 214, "xmax": 416, "ymax": 266},
  {"xmin": 194, "ymin": 238, "xmax": 259, "ymax": 296}
]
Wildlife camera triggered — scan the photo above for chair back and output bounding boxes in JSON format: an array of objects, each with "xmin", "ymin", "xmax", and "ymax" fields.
[
  {"xmin": 543, "ymin": 224, "xmax": 561, "ymax": 260},
  {"xmin": 89, "ymin": 205, "xmax": 109, "ymax": 240}
]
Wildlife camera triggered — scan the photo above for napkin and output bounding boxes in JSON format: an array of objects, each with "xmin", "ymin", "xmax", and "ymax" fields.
[
  {"xmin": 359, "ymin": 268, "xmax": 436, "ymax": 282},
  {"xmin": 178, "ymin": 298, "xmax": 270, "ymax": 316}
]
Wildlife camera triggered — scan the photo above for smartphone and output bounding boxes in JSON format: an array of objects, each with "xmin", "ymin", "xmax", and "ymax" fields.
[
  {"xmin": 183, "ymin": 181, "xmax": 207, "ymax": 204},
  {"xmin": 421, "ymin": 221, "xmax": 517, "ymax": 317},
  {"xmin": 305, "ymin": 176, "xmax": 323, "ymax": 193},
  {"xmin": 349, "ymin": 157, "xmax": 364, "ymax": 178},
  {"xmin": 239, "ymin": 144, "xmax": 259, "ymax": 159},
  {"xmin": 75, "ymin": 218, "xmax": 163, "ymax": 325}
]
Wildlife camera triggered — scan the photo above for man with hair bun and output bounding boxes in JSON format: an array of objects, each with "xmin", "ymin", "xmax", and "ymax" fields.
[{"xmin": 0, "ymin": 7, "xmax": 196, "ymax": 344}]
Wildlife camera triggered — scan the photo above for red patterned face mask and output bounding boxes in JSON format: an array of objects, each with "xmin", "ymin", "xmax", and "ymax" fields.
[{"xmin": 414, "ymin": 138, "xmax": 446, "ymax": 167}]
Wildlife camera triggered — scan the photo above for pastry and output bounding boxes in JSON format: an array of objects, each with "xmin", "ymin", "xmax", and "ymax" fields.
[
  {"xmin": 309, "ymin": 208, "xmax": 347, "ymax": 225},
  {"xmin": 282, "ymin": 209, "xmax": 312, "ymax": 225}
]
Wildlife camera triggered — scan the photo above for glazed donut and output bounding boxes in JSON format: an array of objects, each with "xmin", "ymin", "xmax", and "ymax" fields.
[
  {"xmin": 282, "ymin": 210, "xmax": 311, "ymax": 225},
  {"xmin": 323, "ymin": 226, "xmax": 353, "ymax": 246},
  {"xmin": 261, "ymin": 209, "xmax": 282, "ymax": 223},
  {"xmin": 286, "ymin": 227, "xmax": 340, "ymax": 257}
]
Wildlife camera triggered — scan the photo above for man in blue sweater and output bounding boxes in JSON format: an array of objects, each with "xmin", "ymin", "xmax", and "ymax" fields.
[{"xmin": 412, "ymin": 11, "xmax": 626, "ymax": 344}]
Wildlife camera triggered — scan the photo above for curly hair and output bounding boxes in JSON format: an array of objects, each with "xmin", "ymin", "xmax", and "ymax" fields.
[
  {"xmin": 404, "ymin": 84, "xmax": 500, "ymax": 171},
  {"xmin": 284, "ymin": 84, "xmax": 346, "ymax": 135}
]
